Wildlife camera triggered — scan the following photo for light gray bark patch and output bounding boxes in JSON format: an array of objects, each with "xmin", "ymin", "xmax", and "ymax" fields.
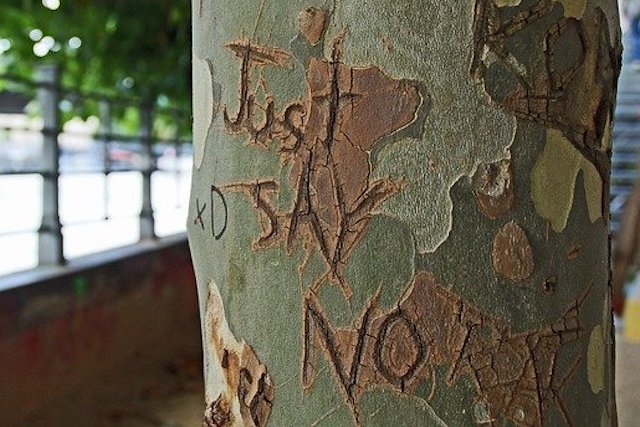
[{"xmin": 192, "ymin": 56, "xmax": 221, "ymax": 170}]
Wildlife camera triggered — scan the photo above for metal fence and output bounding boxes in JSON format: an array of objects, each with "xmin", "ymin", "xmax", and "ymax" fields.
[
  {"xmin": 0, "ymin": 65, "xmax": 192, "ymax": 276},
  {"xmin": 1, "ymin": 63, "xmax": 637, "ymax": 276}
]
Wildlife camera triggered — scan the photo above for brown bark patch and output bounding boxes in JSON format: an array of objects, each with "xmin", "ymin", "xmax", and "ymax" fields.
[
  {"xmin": 211, "ymin": 344, "xmax": 274, "ymax": 427},
  {"xmin": 473, "ymin": 158, "xmax": 515, "ymax": 219},
  {"xmin": 491, "ymin": 221, "xmax": 535, "ymax": 282},
  {"xmin": 238, "ymin": 345, "xmax": 275, "ymax": 426},
  {"xmin": 297, "ymin": 7, "xmax": 328, "ymax": 46},
  {"xmin": 225, "ymin": 38, "xmax": 290, "ymax": 67}
]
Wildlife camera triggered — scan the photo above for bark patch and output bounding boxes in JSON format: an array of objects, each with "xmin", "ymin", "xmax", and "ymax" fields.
[
  {"xmin": 297, "ymin": 7, "xmax": 327, "ymax": 46},
  {"xmin": 567, "ymin": 243, "xmax": 581, "ymax": 260},
  {"xmin": 193, "ymin": 56, "xmax": 216, "ymax": 170},
  {"xmin": 587, "ymin": 325, "xmax": 605, "ymax": 394},
  {"xmin": 204, "ymin": 285, "xmax": 274, "ymax": 426},
  {"xmin": 531, "ymin": 129, "xmax": 603, "ymax": 232},
  {"xmin": 203, "ymin": 395, "xmax": 234, "ymax": 427},
  {"xmin": 238, "ymin": 346, "xmax": 274, "ymax": 426},
  {"xmin": 491, "ymin": 221, "xmax": 535, "ymax": 282},
  {"xmin": 473, "ymin": 158, "xmax": 514, "ymax": 219}
]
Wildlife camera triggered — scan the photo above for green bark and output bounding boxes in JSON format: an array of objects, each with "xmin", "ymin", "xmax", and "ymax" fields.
[{"xmin": 189, "ymin": 0, "xmax": 621, "ymax": 425}]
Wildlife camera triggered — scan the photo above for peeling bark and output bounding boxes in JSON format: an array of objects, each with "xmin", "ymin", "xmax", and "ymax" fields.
[
  {"xmin": 202, "ymin": 284, "xmax": 274, "ymax": 426},
  {"xmin": 473, "ymin": 158, "xmax": 515, "ymax": 219}
]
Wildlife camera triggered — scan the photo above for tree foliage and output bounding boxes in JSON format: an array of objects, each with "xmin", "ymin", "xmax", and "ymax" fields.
[{"xmin": 0, "ymin": 0, "xmax": 191, "ymax": 114}]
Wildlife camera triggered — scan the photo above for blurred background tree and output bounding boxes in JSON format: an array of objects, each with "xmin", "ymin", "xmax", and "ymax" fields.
[{"xmin": 0, "ymin": 0, "xmax": 191, "ymax": 132}]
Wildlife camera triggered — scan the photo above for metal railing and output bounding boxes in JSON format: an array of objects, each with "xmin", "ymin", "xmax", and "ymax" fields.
[
  {"xmin": 611, "ymin": 83, "xmax": 640, "ymax": 234},
  {"xmin": 0, "ymin": 65, "xmax": 192, "ymax": 275}
]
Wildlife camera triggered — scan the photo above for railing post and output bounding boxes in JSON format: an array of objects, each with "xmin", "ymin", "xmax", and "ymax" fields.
[
  {"xmin": 139, "ymin": 101, "xmax": 155, "ymax": 240},
  {"xmin": 99, "ymin": 99, "xmax": 112, "ymax": 220},
  {"xmin": 173, "ymin": 111, "xmax": 182, "ymax": 209},
  {"xmin": 36, "ymin": 64, "xmax": 64, "ymax": 266}
]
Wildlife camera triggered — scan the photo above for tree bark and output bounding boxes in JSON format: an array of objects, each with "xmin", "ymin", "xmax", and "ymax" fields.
[{"xmin": 189, "ymin": 1, "xmax": 622, "ymax": 425}]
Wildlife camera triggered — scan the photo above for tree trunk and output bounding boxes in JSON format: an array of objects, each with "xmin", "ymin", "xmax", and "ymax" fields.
[{"xmin": 188, "ymin": 1, "xmax": 622, "ymax": 425}]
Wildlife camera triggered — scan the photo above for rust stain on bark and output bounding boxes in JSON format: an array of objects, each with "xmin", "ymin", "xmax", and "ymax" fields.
[
  {"xmin": 221, "ymin": 34, "xmax": 423, "ymax": 298},
  {"xmin": 298, "ymin": 7, "xmax": 328, "ymax": 45},
  {"xmin": 302, "ymin": 271, "xmax": 591, "ymax": 425},
  {"xmin": 492, "ymin": 221, "xmax": 535, "ymax": 282},
  {"xmin": 473, "ymin": 158, "xmax": 515, "ymax": 219}
]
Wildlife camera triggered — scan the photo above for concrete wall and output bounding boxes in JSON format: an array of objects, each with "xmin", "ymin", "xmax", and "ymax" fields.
[{"xmin": 0, "ymin": 240, "xmax": 199, "ymax": 425}]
